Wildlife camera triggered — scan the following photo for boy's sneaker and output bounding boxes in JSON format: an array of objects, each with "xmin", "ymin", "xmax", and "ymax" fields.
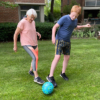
[
  {"xmin": 29, "ymin": 71, "xmax": 34, "ymax": 76},
  {"xmin": 46, "ymin": 75, "xmax": 57, "ymax": 88},
  {"xmin": 60, "ymin": 73, "xmax": 69, "ymax": 80},
  {"xmin": 34, "ymin": 77, "xmax": 45, "ymax": 84}
]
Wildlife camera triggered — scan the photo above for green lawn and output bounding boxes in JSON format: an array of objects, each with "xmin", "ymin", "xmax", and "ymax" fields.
[{"xmin": 0, "ymin": 38, "xmax": 100, "ymax": 100}]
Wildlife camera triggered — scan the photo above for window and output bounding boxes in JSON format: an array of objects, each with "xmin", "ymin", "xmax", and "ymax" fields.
[
  {"xmin": 85, "ymin": 0, "xmax": 95, "ymax": 6},
  {"xmin": 85, "ymin": 0, "xmax": 100, "ymax": 6},
  {"xmin": 20, "ymin": 5, "xmax": 40, "ymax": 21},
  {"xmin": 97, "ymin": 0, "xmax": 100, "ymax": 6},
  {"xmin": 67, "ymin": 0, "xmax": 69, "ymax": 5}
]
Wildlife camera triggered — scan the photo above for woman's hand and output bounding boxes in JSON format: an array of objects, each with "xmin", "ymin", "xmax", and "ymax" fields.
[
  {"xmin": 13, "ymin": 27, "xmax": 21, "ymax": 52},
  {"xmin": 13, "ymin": 45, "xmax": 17, "ymax": 52},
  {"xmin": 37, "ymin": 32, "xmax": 41, "ymax": 39}
]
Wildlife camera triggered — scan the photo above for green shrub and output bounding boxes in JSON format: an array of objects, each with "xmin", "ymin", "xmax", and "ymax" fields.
[
  {"xmin": 47, "ymin": 12, "xmax": 55, "ymax": 22},
  {"xmin": 0, "ymin": 22, "xmax": 54, "ymax": 42},
  {"xmin": 62, "ymin": 0, "xmax": 78, "ymax": 14},
  {"xmin": 36, "ymin": 22, "xmax": 54, "ymax": 40},
  {"xmin": 0, "ymin": 23, "xmax": 17, "ymax": 41},
  {"xmin": 74, "ymin": 27, "xmax": 95, "ymax": 38},
  {"xmin": 53, "ymin": 9, "xmax": 61, "ymax": 20}
]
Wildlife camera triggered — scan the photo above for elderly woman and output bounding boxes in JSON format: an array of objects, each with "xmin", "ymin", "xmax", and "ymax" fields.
[{"xmin": 13, "ymin": 9, "xmax": 45, "ymax": 84}]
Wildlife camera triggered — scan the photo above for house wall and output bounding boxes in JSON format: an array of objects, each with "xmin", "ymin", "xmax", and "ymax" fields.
[
  {"xmin": 0, "ymin": 0, "xmax": 45, "ymax": 23},
  {"xmin": 15, "ymin": 0, "xmax": 45, "ymax": 3},
  {"xmin": 0, "ymin": 0, "xmax": 18, "ymax": 23}
]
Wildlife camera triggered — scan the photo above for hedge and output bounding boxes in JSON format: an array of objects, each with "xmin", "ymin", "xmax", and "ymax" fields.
[
  {"xmin": 36, "ymin": 22, "xmax": 54, "ymax": 40},
  {"xmin": 0, "ymin": 22, "xmax": 54, "ymax": 42}
]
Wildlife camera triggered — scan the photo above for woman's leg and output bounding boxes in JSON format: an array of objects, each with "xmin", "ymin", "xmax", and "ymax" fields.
[
  {"xmin": 29, "ymin": 47, "xmax": 38, "ymax": 78},
  {"xmin": 23, "ymin": 46, "xmax": 44, "ymax": 84},
  {"xmin": 24, "ymin": 46, "xmax": 38, "ymax": 78},
  {"xmin": 23, "ymin": 46, "xmax": 38, "ymax": 76},
  {"xmin": 30, "ymin": 48, "xmax": 38, "ymax": 71}
]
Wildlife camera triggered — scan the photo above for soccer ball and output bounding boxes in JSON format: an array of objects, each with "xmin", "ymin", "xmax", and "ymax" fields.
[{"xmin": 42, "ymin": 82, "xmax": 54, "ymax": 95}]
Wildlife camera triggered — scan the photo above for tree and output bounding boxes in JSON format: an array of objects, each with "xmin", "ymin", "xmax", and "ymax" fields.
[
  {"xmin": 50, "ymin": 0, "xmax": 54, "ymax": 14},
  {"xmin": 44, "ymin": 0, "xmax": 61, "ymax": 16},
  {"xmin": 0, "ymin": 1, "xmax": 18, "ymax": 9},
  {"xmin": 62, "ymin": 0, "xmax": 78, "ymax": 14},
  {"xmin": 44, "ymin": 0, "xmax": 61, "ymax": 21}
]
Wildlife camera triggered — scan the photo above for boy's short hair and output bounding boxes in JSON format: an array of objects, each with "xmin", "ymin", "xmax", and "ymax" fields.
[{"xmin": 71, "ymin": 5, "xmax": 81, "ymax": 15}]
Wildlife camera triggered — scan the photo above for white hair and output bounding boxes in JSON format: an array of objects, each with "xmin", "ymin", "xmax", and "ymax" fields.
[{"xmin": 26, "ymin": 8, "xmax": 37, "ymax": 18}]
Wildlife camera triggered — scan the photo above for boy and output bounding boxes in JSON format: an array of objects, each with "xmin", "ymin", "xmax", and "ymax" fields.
[{"xmin": 46, "ymin": 5, "xmax": 91, "ymax": 87}]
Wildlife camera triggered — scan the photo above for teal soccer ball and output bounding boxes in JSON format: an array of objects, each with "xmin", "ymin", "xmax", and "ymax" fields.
[{"xmin": 42, "ymin": 82, "xmax": 54, "ymax": 94}]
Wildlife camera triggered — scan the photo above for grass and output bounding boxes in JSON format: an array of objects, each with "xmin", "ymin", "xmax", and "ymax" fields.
[{"xmin": 0, "ymin": 38, "xmax": 100, "ymax": 100}]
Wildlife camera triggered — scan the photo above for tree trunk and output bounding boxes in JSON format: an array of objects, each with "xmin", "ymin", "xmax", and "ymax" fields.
[
  {"xmin": 61, "ymin": 0, "xmax": 63, "ymax": 16},
  {"xmin": 50, "ymin": 0, "xmax": 54, "ymax": 14}
]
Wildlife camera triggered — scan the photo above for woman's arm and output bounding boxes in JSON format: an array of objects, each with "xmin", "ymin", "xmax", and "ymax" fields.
[
  {"xmin": 13, "ymin": 27, "xmax": 22, "ymax": 52},
  {"xmin": 36, "ymin": 32, "xmax": 41, "ymax": 39}
]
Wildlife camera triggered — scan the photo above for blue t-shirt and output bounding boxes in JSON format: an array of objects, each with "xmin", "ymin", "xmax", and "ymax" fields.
[{"xmin": 56, "ymin": 15, "xmax": 77, "ymax": 42}]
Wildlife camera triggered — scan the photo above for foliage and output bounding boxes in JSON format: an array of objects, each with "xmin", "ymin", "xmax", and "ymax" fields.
[
  {"xmin": 36, "ymin": 22, "xmax": 54, "ymax": 39},
  {"xmin": 1, "ymin": 22, "xmax": 100, "ymax": 42},
  {"xmin": 0, "ymin": 39, "xmax": 100, "ymax": 99},
  {"xmin": 88, "ymin": 13, "xmax": 92, "ymax": 18},
  {"xmin": 44, "ymin": 0, "xmax": 51, "ymax": 16},
  {"xmin": 53, "ymin": 9, "xmax": 61, "ymax": 20},
  {"xmin": 97, "ymin": 11, "xmax": 100, "ymax": 18},
  {"xmin": 44, "ymin": 0, "xmax": 61, "ymax": 21},
  {"xmin": 47, "ymin": 12, "xmax": 55, "ymax": 22},
  {"xmin": 93, "ymin": 24, "xmax": 100, "ymax": 36},
  {"xmin": 72, "ymin": 27, "xmax": 96, "ymax": 38},
  {"xmin": 0, "ymin": 22, "xmax": 54, "ymax": 41},
  {"xmin": 62, "ymin": 0, "xmax": 78, "ymax": 14},
  {"xmin": 0, "ymin": 1, "xmax": 18, "ymax": 9},
  {"xmin": 87, "ymin": 30, "xmax": 95, "ymax": 37},
  {"xmin": 0, "ymin": 23, "xmax": 17, "ymax": 41}
]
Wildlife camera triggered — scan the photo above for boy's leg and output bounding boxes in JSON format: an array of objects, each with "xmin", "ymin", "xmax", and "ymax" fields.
[
  {"xmin": 49, "ymin": 55, "xmax": 61, "ymax": 77},
  {"xmin": 60, "ymin": 41, "xmax": 71, "ymax": 80},
  {"xmin": 46, "ymin": 55, "xmax": 60, "ymax": 88},
  {"xmin": 60, "ymin": 55, "xmax": 70, "ymax": 80},
  {"xmin": 47, "ymin": 39, "xmax": 62, "ymax": 87},
  {"xmin": 62, "ymin": 55, "xmax": 70, "ymax": 73}
]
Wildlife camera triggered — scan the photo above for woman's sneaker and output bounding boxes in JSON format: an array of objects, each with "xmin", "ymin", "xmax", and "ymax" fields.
[
  {"xmin": 60, "ymin": 72, "xmax": 69, "ymax": 80},
  {"xmin": 29, "ymin": 71, "xmax": 34, "ymax": 76},
  {"xmin": 46, "ymin": 75, "xmax": 57, "ymax": 88},
  {"xmin": 34, "ymin": 77, "xmax": 45, "ymax": 84}
]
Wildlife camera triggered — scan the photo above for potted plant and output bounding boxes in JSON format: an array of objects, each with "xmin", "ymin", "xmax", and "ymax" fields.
[
  {"xmin": 87, "ymin": 13, "xmax": 92, "ymax": 22},
  {"xmin": 88, "ymin": 13, "xmax": 92, "ymax": 18},
  {"xmin": 97, "ymin": 11, "xmax": 100, "ymax": 19}
]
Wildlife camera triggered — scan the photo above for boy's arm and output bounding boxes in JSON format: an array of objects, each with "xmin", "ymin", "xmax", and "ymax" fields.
[
  {"xmin": 52, "ymin": 23, "xmax": 60, "ymax": 44},
  {"xmin": 13, "ymin": 27, "xmax": 22, "ymax": 52},
  {"xmin": 75, "ymin": 24, "xmax": 91, "ymax": 30}
]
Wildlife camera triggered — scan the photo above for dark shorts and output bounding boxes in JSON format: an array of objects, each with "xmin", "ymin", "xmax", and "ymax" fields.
[{"xmin": 55, "ymin": 40, "xmax": 71, "ymax": 55}]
